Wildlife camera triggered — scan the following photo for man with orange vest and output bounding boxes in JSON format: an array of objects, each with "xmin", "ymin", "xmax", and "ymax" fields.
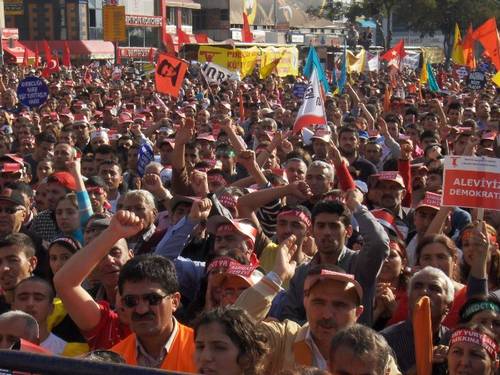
[{"xmin": 109, "ymin": 211, "xmax": 196, "ymax": 372}]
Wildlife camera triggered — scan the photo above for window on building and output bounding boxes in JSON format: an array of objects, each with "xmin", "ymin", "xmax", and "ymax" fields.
[
  {"xmin": 144, "ymin": 27, "xmax": 156, "ymax": 47},
  {"xmin": 220, "ymin": 9, "xmax": 229, "ymax": 21},
  {"xmin": 168, "ymin": 7, "xmax": 176, "ymax": 25},
  {"xmin": 129, "ymin": 27, "xmax": 144, "ymax": 47},
  {"xmin": 181, "ymin": 8, "xmax": 192, "ymax": 25},
  {"xmin": 89, "ymin": 8, "xmax": 96, "ymax": 27}
]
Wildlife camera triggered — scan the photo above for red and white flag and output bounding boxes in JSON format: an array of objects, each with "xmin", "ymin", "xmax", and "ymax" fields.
[
  {"xmin": 381, "ymin": 39, "xmax": 406, "ymax": 70},
  {"xmin": 292, "ymin": 66, "xmax": 327, "ymax": 134}
]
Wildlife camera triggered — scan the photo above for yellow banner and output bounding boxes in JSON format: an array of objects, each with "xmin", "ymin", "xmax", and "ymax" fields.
[
  {"xmin": 260, "ymin": 47, "xmax": 298, "ymax": 77},
  {"xmin": 198, "ymin": 46, "xmax": 298, "ymax": 78},
  {"xmin": 103, "ymin": 5, "xmax": 126, "ymax": 42},
  {"xmin": 4, "ymin": 0, "xmax": 23, "ymax": 16},
  {"xmin": 198, "ymin": 46, "xmax": 259, "ymax": 77}
]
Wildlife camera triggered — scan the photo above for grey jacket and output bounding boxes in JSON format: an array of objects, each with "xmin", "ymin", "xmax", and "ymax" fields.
[{"xmin": 278, "ymin": 204, "xmax": 390, "ymax": 325}]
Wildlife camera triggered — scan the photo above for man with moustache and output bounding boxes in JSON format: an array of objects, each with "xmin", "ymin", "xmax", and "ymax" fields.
[
  {"xmin": 280, "ymin": 189, "xmax": 389, "ymax": 326},
  {"xmin": 235, "ymin": 236, "xmax": 365, "ymax": 372}
]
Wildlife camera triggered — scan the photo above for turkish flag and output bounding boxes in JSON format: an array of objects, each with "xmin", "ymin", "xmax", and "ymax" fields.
[
  {"xmin": 62, "ymin": 41, "xmax": 71, "ymax": 67},
  {"xmin": 116, "ymin": 47, "xmax": 122, "ymax": 65},
  {"xmin": 42, "ymin": 56, "xmax": 60, "ymax": 78},
  {"xmin": 177, "ymin": 27, "xmax": 191, "ymax": 45},
  {"xmin": 148, "ymin": 47, "xmax": 155, "ymax": 63},
  {"xmin": 242, "ymin": 12, "xmax": 253, "ymax": 43}
]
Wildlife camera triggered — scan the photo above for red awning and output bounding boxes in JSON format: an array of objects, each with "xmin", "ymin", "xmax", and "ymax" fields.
[
  {"xmin": 19, "ymin": 40, "xmax": 114, "ymax": 60},
  {"xmin": 2, "ymin": 40, "xmax": 35, "ymax": 64}
]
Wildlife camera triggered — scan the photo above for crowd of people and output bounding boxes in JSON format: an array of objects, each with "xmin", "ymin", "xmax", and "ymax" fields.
[{"xmin": 0, "ymin": 50, "xmax": 497, "ymax": 375}]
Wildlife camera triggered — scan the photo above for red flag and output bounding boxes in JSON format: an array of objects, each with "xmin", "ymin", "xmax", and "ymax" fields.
[
  {"xmin": 195, "ymin": 33, "xmax": 209, "ymax": 44},
  {"xmin": 155, "ymin": 53, "xmax": 188, "ymax": 97},
  {"xmin": 177, "ymin": 27, "xmax": 191, "ymax": 45},
  {"xmin": 116, "ymin": 47, "xmax": 121, "ymax": 65},
  {"xmin": 62, "ymin": 41, "xmax": 71, "ymax": 67},
  {"xmin": 22, "ymin": 47, "xmax": 29, "ymax": 67},
  {"xmin": 413, "ymin": 297, "xmax": 433, "ymax": 375},
  {"xmin": 148, "ymin": 47, "xmax": 155, "ymax": 63},
  {"xmin": 42, "ymin": 40, "xmax": 52, "ymax": 64},
  {"xmin": 34, "ymin": 43, "xmax": 39, "ymax": 67},
  {"xmin": 242, "ymin": 12, "xmax": 253, "ymax": 43},
  {"xmin": 42, "ymin": 56, "xmax": 60, "ymax": 78},
  {"xmin": 381, "ymin": 39, "xmax": 406, "ymax": 60},
  {"xmin": 462, "ymin": 24, "xmax": 477, "ymax": 69},
  {"xmin": 472, "ymin": 17, "xmax": 500, "ymax": 70},
  {"xmin": 164, "ymin": 33, "xmax": 177, "ymax": 54}
]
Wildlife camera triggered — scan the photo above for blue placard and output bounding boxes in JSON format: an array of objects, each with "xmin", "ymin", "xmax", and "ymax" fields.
[
  {"xmin": 17, "ymin": 76, "xmax": 49, "ymax": 108},
  {"xmin": 292, "ymin": 82, "xmax": 307, "ymax": 98}
]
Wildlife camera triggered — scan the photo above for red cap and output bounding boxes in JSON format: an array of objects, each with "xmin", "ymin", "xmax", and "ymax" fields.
[
  {"xmin": 416, "ymin": 192, "xmax": 442, "ymax": 211},
  {"xmin": 196, "ymin": 133, "xmax": 216, "ymax": 142},
  {"xmin": 73, "ymin": 113, "xmax": 89, "ymax": 124},
  {"xmin": 375, "ymin": 171, "xmax": 405, "ymax": 188},
  {"xmin": 207, "ymin": 216, "xmax": 258, "ymax": 246},
  {"xmin": 47, "ymin": 172, "xmax": 77, "ymax": 191},
  {"xmin": 207, "ymin": 256, "xmax": 263, "ymax": 287},
  {"xmin": 304, "ymin": 269, "xmax": 363, "ymax": 301}
]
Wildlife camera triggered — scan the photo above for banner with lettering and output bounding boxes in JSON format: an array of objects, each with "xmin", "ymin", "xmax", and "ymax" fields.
[
  {"xmin": 198, "ymin": 45, "xmax": 298, "ymax": 78},
  {"xmin": 442, "ymin": 156, "xmax": 500, "ymax": 211}
]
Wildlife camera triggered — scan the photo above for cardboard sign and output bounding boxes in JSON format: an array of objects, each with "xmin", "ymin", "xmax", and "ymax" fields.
[
  {"xmin": 442, "ymin": 156, "xmax": 500, "ymax": 211},
  {"xmin": 17, "ymin": 76, "xmax": 49, "ymax": 108},
  {"xmin": 155, "ymin": 53, "xmax": 188, "ymax": 98},
  {"xmin": 467, "ymin": 70, "xmax": 487, "ymax": 90}
]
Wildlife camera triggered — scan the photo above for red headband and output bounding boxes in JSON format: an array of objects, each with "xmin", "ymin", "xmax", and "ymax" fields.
[
  {"xmin": 277, "ymin": 210, "xmax": 312, "ymax": 228},
  {"xmin": 462, "ymin": 229, "xmax": 497, "ymax": 245},
  {"xmin": 208, "ymin": 174, "xmax": 227, "ymax": 187},
  {"xmin": 450, "ymin": 329, "xmax": 498, "ymax": 360}
]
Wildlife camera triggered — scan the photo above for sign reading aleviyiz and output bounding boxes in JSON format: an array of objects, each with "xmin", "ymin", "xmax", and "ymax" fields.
[{"xmin": 442, "ymin": 156, "xmax": 500, "ymax": 211}]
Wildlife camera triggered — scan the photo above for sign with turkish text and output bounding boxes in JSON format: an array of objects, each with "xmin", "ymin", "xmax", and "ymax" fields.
[
  {"xmin": 442, "ymin": 156, "xmax": 500, "ymax": 211},
  {"xmin": 201, "ymin": 62, "xmax": 240, "ymax": 84},
  {"xmin": 125, "ymin": 15, "xmax": 162, "ymax": 27},
  {"xmin": 4, "ymin": 0, "xmax": 23, "ymax": 16},
  {"xmin": 17, "ymin": 76, "xmax": 49, "ymax": 108},
  {"xmin": 467, "ymin": 70, "xmax": 487, "ymax": 90}
]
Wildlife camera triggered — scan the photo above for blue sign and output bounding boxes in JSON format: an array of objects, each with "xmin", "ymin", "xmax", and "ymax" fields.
[
  {"xmin": 292, "ymin": 82, "xmax": 307, "ymax": 98},
  {"xmin": 137, "ymin": 142, "xmax": 154, "ymax": 177},
  {"xmin": 17, "ymin": 76, "xmax": 49, "ymax": 108}
]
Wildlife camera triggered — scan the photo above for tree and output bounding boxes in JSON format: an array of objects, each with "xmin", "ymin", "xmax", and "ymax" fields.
[
  {"xmin": 345, "ymin": 0, "xmax": 402, "ymax": 49},
  {"xmin": 395, "ymin": 0, "xmax": 500, "ymax": 62}
]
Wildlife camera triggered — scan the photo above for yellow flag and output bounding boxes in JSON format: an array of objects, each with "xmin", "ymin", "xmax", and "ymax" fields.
[
  {"xmin": 420, "ymin": 56, "xmax": 428, "ymax": 84},
  {"xmin": 347, "ymin": 49, "xmax": 366, "ymax": 73},
  {"xmin": 451, "ymin": 23, "xmax": 465, "ymax": 65},
  {"xmin": 493, "ymin": 71, "xmax": 500, "ymax": 87},
  {"xmin": 259, "ymin": 55, "xmax": 282, "ymax": 79}
]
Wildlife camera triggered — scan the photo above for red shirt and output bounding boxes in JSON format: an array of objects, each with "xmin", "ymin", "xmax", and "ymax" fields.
[{"xmin": 82, "ymin": 300, "xmax": 131, "ymax": 350}]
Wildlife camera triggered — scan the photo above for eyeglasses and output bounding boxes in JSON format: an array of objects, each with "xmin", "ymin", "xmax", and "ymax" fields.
[
  {"xmin": 0, "ymin": 206, "xmax": 23, "ymax": 214},
  {"xmin": 121, "ymin": 292, "xmax": 169, "ymax": 309}
]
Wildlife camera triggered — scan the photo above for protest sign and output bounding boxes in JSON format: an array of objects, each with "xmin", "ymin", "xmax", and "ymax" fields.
[
  {"xmin": 442, "ymin": 155, "xmax": 500, "ymax": 211},
  {"xmin": 467, "ymin": 70, "xmax": 487, "ymax": 90},
  {"xmin": 17, "ymin": 76, "xmax": 48, "ymax": 107},
  {"xmin": 201, "ymin": 62, "xmax": 239, "ymax": 84}
]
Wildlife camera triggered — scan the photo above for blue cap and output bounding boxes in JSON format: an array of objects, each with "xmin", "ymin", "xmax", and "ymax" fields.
[
  {"xmin": 358, "ymin": 130, "xmax": 369, "ymax": 140},
  {"xmin": 355, "ymin": 180, "xmax": 368, "ymax": 194}
]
